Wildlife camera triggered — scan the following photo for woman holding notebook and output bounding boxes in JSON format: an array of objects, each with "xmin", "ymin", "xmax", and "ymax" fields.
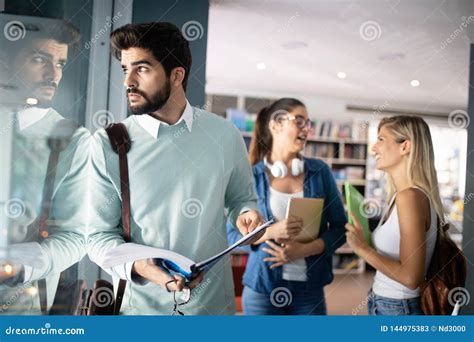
[
  {"xmin": 227, "ymin": 98, "xmax": 347, "ymax": 315},
  {"xmin": 345, "ymin": 116, "xmax": 441, "ymax": 315}
]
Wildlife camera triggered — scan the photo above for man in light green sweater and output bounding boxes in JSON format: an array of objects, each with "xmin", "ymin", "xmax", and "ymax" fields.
[{"xmin": 87, "ymin": 22, "xmax": 262, "ymax": 315}]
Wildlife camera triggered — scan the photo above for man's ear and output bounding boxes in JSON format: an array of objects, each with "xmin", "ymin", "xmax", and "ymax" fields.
[{"xmin": 171, "ymin": 67, "xmax": 185, "ymax": 88}]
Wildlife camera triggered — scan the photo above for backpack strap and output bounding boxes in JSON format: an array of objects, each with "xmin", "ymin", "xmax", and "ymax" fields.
[
  {"xmin": 37, "ymin": 145, "xmax": 61, "ymax": 314},
  {"xmin": 105, "ymin": 123, "xmax": 132, "ymax": 315},
  {"xmin": 37, "ymin": 120, "xmax": 78, "ymax": 314}
]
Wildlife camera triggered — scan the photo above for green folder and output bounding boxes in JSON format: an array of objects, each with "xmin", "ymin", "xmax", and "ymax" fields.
[{"xmin": 344, "ymin": 182, "xmax": 373, "ymax": 247}]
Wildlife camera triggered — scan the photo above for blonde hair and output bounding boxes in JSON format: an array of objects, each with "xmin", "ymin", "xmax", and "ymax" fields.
[{"xmin": 378, "ymin": 115, "xmax": 446, "ymax": 226}]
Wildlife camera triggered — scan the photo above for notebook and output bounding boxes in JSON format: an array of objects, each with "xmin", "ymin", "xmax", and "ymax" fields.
[
  {"xmin": 285, "ymin": 198, "xmax": 324, "ymax": 242},
  {"xmin": 102, "ymin": 220, "xmax": 274, "ymax": 280},
  {"xmin": 344, "ymin": 182, "xmax": 373, "ymax": 246}
]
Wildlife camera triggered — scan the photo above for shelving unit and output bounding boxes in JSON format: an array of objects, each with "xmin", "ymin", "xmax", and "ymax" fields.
[{"xmin": 334, "ymin": 244, "xmax": 366, "ymax": 274}]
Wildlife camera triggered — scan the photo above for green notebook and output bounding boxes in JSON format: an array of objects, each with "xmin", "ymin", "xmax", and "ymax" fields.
[{"xmin": 344, "ymin": 182, "xmax": 373, "ymax": 247}]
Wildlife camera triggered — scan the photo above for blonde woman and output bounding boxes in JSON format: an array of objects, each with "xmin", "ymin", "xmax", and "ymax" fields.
[{"xmin": 346, "ymin": 115, "xmax": 442, "ymax": 315}]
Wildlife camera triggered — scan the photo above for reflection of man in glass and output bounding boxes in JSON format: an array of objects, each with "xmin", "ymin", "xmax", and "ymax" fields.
[
  {"xmin": 0, "ymin": 16, "xmax": 90, "ymax": 314},
  {"xmin": 14, "ymin": 34, "xmax": 67, "ymax": 108}
]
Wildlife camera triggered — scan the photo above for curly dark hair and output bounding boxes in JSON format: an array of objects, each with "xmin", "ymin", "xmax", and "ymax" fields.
[{"xmin": 110, "ymin": 22, "xmax": 192, "ymax": 91}]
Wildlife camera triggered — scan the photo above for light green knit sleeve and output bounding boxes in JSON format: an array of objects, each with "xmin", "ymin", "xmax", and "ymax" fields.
[
  {"xmin": 224, "ymin": 125, "xmax": 258, "ymax": 227},
  {"xmin": 28, "ymin": 127, "xmax": 90, "ymax": 281},
  {"xmin": 85, "ymin": 130, "xmax": 130, "ymax": 280}
]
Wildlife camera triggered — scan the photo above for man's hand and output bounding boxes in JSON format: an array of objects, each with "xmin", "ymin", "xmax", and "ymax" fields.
[
  {"xmin": 132, "ymin": 259, "xmax": 204, "ymax": 291},
  {"xmin": 236, "ymin": 210, "xmax": 264, "ymax": 235},
  {"xmin": 236, "ymin": 210, "xmax": 265, "ymax": 245}
]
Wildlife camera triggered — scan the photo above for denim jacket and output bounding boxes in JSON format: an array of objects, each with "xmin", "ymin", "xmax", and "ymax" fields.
[{"xmin": 227, "ymin": 157, "xmax": 347, "ymax": 295}]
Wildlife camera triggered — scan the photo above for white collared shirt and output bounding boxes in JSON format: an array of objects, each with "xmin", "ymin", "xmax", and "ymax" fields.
[
  {"xmin": 17, "ymin": 107, "xmax": 49, "ymax": 131},
  {"xmin": 133, "ymin": 100, "xmax": 193, "ymax": 138},
  {"xmin": 15, "ymin": 106, "xmax": 49, "ymax": 282}
]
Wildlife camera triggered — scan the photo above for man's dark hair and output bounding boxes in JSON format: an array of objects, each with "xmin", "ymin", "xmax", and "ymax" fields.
[
  {"xmin": 0, "ymin": 19, "xmax": 81, "ymax": 77},
  {"xmin": 110, "ymin": 22, "xmax": 192, "ymax": 91},
  {"xmin": 45, "ymin": 20, "xmax": 81, "ymax": 51},
  {"xmin": 3, "ymin": 19, "xmax": 81, "ymax": 58}
]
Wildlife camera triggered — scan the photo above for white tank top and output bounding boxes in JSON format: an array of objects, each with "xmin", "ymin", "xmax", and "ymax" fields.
[{"xmin": 372, "ymin": 187, "xmax": 438, "ymax": 299}]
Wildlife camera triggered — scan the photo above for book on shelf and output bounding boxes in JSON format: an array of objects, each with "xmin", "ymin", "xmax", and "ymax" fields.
[
  {"xmin": 345, "ymin": 166, "xmax": 365, "ymax": 179},
  {"xmin": 310, "ymin": 119, "xmax": 368, "ymax": 141},
  {"xmin": 231, "ymin": 115, "xmax": 369, "ymax": 143},
  {"xmin": 344, "ymin": 145, "xmax": 366, "ymax": 159},
  {"xmin": 226, "ymin": 108, "xmax": 256, "ymax": 132},
  {"xmin": 303, "ymin": 143, "xmax": 336, "ymax": 159},
  {"xmin": 333, "ymin": 167, "xmax": 365, "ymax": 182}
]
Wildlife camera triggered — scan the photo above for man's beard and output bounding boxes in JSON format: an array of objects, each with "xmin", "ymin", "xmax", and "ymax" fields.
[
  {"xmin": 29, "ymin": 80, "xmax": 58, "ymax": 108},
  {"xmin": 128, "ymin": 80, "xmax": 171, "ymax": 115}
]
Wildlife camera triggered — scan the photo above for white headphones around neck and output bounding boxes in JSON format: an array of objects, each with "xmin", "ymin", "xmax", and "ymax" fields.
[{"xmin": 264, "ymin": 157, "xmax": 304, "ymax": 178}]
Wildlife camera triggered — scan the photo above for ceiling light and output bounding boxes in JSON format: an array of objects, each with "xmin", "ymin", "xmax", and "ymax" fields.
[
  {"xmin": 410, "ymin": 80, "xmax": 420, "ymax": 87},
  {"xmin": 256, "ymin": 63, "xmax": 267, "ymax": 70},
  {"xmin": 337, "ymin": 72, "xmax": 347, "ymax": 79}
]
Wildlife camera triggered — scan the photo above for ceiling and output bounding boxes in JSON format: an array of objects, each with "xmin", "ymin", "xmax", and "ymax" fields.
[{"xmin": 206, "ymin": 0, "xmax": 473, "ymax": 114}]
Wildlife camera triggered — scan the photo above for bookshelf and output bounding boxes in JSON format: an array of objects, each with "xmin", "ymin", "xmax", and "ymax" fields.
[
  {"xmin": 207, "ymin": 93, "xmax": 370, "ymax": 278},
  {"xmin": 333, "ymin": 244, "xmax": 366, "ymax": 274},
  {"xmin": 240, "ymin": 119, "xmax": 369, "ymax": 205}
]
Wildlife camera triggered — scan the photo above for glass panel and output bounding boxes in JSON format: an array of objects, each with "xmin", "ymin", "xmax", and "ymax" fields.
[{"xmin": 0, "ymin": 1, "xmax": 92, "ymax": 315}]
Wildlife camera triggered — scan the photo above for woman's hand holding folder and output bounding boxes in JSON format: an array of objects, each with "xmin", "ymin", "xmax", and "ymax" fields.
[
  {"xmin": 266, "ymin": 216, "xmax": 303, "ymax": 242},
  {"xmin": 345, "ymin": 212, "xmax": 370, "ymax": 255},
  {"xmin": 259, "ymin": 217, "xmax": 328, "ymax": 268}
]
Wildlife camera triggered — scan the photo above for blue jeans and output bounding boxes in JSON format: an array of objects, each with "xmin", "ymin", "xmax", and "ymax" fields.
[
  {"xmin": 367, "ymin": 289, "xmax": 423, "ymax": 315},
  {"xmin": 242, "ymin": 286, "xmax": 327, "ymax": 315}
]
